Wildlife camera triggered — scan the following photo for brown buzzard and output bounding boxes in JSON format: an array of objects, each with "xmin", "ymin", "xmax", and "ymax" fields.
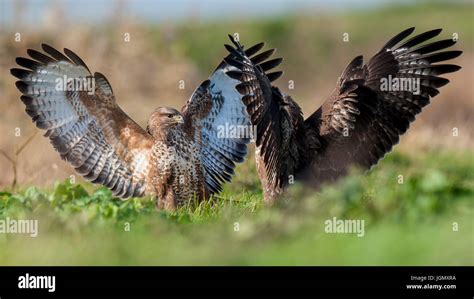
[
  {"xmin": 223, "ymin": 27, "xmax": 462, "ymax": 203},
  {"xmin": 11, "ymin": 43, "xmax": 260, "ymax": 210}
]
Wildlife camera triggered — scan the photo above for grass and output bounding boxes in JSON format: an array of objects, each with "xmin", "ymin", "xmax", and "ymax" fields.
[
  {"xmin": 0, "ymin": 1, "xmax": 472, "ymax": 265},
  {"xmin": 0, "ymin": 149, "xmax": 472, "ymax": 265}
]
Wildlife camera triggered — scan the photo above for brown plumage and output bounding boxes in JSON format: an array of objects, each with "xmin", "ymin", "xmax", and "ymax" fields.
[
  {"xmin": 224, "ymin": 27, "xmax": 462, "ymax": 203},
  {"xmin": 11, "ymin": 43, "xmax": 258, "ymax": 210}
]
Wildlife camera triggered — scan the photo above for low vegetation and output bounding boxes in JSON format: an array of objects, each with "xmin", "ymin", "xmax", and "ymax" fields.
[{"xmin": 0, "ymin": 150, "xmax": 472, "ymax": 265}]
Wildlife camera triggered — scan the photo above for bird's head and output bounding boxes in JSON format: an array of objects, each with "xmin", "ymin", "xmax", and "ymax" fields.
[{"xmin": 147, "ymin": 107, "xmax": 184, "ymax": 139}]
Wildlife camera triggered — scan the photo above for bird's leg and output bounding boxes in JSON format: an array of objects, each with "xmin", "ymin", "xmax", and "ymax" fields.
[
  {"xmin": 164, "ymin": 190, "xmax": 177, "ymax": 211},
  {"xmin": 154, "ymin": 195, "xmax": 162, "ymax": 211},
  {"xmin": 156, "ymin": 188, "xmax": 177, "ymax": 211},
  {"xmin": 263, "ymin": 186, "xmax": 284, "ymax": 205}
]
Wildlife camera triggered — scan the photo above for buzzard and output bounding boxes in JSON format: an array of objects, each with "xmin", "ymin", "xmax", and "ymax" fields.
[
  {"xmin": 11, "ymin": 27, "xmax": 462, "ymax": 208},
  {"xmin": 11, "ymin": 43, "xmax": 260, "ymax": 210},
  {"xmin": 223, "ymin": 27, "xmax": 462, "ymax": 203}
]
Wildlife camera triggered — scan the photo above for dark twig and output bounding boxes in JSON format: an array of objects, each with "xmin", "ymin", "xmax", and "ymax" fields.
[{"xmin": 0, "ymin": 131, "xmax": 37, "ymax": 191}]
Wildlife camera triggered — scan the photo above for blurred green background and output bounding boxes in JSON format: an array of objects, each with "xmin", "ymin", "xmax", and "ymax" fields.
[{"xmin": 0, "ymin": 0, "xmax": 472, "ymax": 265}]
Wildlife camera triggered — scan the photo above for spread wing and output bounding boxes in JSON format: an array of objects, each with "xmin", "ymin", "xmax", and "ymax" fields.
[
  {"xmin": 11, "ymin": 45, "xmax": 155, "ymax": 198},
  {"xmin": 302, "ymin": 27, "xmax": 462, "ymax": 185},
  {"xmin": 222, "ymin": 39, "xmax": 306, "ymax": 198},
  {"xmin": 181, "ymin": 36, "xmax": 263, "ymax": 194}
]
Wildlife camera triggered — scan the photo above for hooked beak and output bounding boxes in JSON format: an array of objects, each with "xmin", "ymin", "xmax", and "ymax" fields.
[{"xmin": 173, "ymin": 114, "xmax": 184, "ymax": 124}]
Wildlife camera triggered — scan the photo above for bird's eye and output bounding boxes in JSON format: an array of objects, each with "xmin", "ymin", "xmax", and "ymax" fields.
[{"xmin": 168, "ymin": 114, "xmax": 173, "ymax": 118}]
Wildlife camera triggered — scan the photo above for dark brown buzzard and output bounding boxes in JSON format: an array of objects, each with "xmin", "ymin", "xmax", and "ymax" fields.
[{"xmin": 224, "ymin": 27, "xmax": 462, "ymax": 203}]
